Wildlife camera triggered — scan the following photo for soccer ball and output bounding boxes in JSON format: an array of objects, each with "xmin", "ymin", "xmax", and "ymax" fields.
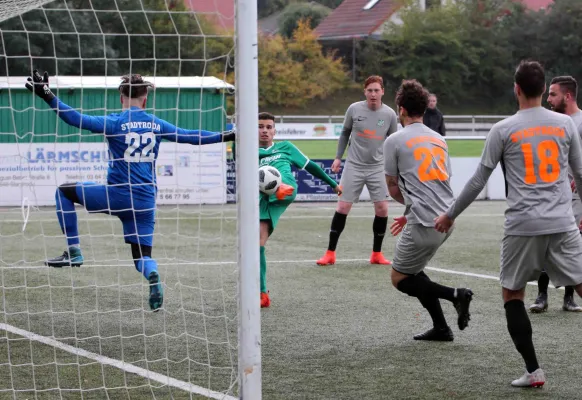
[{"xmin": 259, "ymin": 165, "xmax": 282, "ymax": 195}]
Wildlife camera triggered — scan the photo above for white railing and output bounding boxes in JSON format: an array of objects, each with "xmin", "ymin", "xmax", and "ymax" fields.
[{"xmin": 274, "ymin": 115, "xmax": 509, "ymax": 140}]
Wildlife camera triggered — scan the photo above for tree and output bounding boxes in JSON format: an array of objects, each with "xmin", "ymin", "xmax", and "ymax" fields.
[
  {"xmin": 0, "ymin": 0, "xmax": 232, "ymax": 77},
  {"xmin": 279, "ymin": 2, "xmax": 331, "ymax": 38}
]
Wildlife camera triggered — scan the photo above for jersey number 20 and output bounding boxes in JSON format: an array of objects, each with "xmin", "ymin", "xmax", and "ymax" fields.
[
  {"xmin": 414, "ymin": 146, "xmax": 449, "ymax": 182},
  {"xmin": 521, "ymin": 140, "xmax": 560, "ymax": 184},
  {"xmin": 124, "ymin": 132, "xmax": 155, "ymax": 162}
]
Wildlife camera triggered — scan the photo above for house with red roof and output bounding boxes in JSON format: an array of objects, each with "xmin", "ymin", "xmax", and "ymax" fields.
[{"xmin": 316, "ymin": 0, "xmax": 554, "ymax": 41}]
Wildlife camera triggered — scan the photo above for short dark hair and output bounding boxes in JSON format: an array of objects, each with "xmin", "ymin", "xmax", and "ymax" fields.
[
  {"xmin": 258, "ymin": 112, "xmax": 275, "ymax": 122},
  {"xmin": 118, "ymin": 74, "xmax": 153, "ymax": 98},
  {"xmin": 395, "ymin": 79, "xmax": 429, "ymax": 118},
  {"xmin": 550, "ymin": 75, "xmax": 578, "ymax": 99},
  {"xmin": 514, "ymin": 60, "xmax": 546, "ymax": 98}
]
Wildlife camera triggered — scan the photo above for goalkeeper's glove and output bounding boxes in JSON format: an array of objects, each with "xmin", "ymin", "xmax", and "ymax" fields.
[
  {"xmin": 222, "ymin": 130, "xmax": 236, "ymax": 142},
  {"xmin": 25, "ymin": 69, "xmax": 55, "ymax": 104}
]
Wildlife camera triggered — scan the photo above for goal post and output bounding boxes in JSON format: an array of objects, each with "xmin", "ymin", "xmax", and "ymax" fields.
[
  {"xmin": 0, "ymin": 0, "xmax": 261, "ymax": 398},
  {"xmin": 235, "ymin": 0, "xmax": 262, "ymax": 397}
]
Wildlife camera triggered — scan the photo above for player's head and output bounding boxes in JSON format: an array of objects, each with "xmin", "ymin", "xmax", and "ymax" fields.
[
  {"xmin": 428, "ymin": 93, "xmax": 437, "ymax": 109},
  {"xmin": 364, "ymin": 75, "xmax": 384, "ymax": 110},
  {"xmin": 258, "ymin": 112, "xmax": 276, "ymax": 147},
  {"xmin": 395, "ymin": 79, "xmax": 429, "ymax": 125},
  {"xmin": 514, "ymin": 60, "xmax": 546, "ymax": 101},
  {"xmin": 547, "ymin": 76, "xmax": 578, "ymax": 114},
  {"xmin": 118, "ymin": 74, "xmax": 153, "ymax": 109}
]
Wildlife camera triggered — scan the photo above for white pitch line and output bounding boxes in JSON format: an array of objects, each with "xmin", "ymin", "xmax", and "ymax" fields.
[{"xmin": 0, "ymin": 323, "xmax": 237, "ymax": 400}]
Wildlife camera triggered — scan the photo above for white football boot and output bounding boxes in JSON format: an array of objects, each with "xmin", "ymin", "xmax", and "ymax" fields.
[{"xmin": 511, "ymin": 368, "xmax": 546, "ymax": 388}]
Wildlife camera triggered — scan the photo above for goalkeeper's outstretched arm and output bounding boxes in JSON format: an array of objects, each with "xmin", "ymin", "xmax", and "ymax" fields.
[
  {"xmin": 158, "ymin": 120, "xmax": 235, "ymax": 145},
  {"xmin": 25, "ymin": 70, "xmax": 109, "ymax": 133}
]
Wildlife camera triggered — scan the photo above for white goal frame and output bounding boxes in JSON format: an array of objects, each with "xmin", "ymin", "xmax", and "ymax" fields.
[{"xmin": 0, "ymin": 0, "xmax": 262, "ymax": 398}]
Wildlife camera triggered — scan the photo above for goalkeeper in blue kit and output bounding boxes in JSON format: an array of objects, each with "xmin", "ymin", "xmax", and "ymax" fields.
[{"xmin": 26, "ymin": 70, "xmax": 235, "ymax": 311}]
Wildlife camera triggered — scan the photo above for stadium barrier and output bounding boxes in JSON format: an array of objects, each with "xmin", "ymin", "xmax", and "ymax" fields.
[{"xmin": 272, "ymin": 115, "xmax": 509, "ymax": 140}]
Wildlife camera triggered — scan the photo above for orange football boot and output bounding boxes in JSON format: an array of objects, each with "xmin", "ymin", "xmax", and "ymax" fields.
[
  {"xmin": 370, "ymin": 251, "xmax": 392, "ymax": 265},
  {"xmin": 275, "ymin": 184, "xmax": 294, "ymax": 200},
  {"xmin": 260, "ymin": 291, "xmax": 271, "ymax": 308},
  {"xmin": 316, "ymin": 250, "xmax": 336, "ymax": 266}
]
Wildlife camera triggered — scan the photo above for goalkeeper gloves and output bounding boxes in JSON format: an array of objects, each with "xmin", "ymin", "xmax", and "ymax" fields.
[
  {"xmin": 25, "ymin": 69, "xmax": 55, "ymax": 104},
  {"xmin": 222, "ymin": 130, "xmax": 236, "ymax": 142}
]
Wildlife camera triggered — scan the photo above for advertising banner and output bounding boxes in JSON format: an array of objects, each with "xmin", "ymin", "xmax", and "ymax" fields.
[
  {"xmin": 0, "ymin": 142, "xmax": 226, "ymax": 206},
  {"xmin": 274, "ymin": 123, "xmax": 344, "ymax": 139}
]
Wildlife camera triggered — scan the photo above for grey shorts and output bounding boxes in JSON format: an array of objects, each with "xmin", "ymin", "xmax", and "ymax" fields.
[
  {"xmin": 500, "ymin": 230, "xmax": 582, "ymax": 290},
  {"xmin": 339, "ymin": 163, "xmax": 388, "ymax": 203},
  {"xmin": 573, "ymin": 197, "xmax": 582, "ymax": 231},
  {"xmin": 392, "ymin": 224, "xmax": 453, "ymax": 275}
]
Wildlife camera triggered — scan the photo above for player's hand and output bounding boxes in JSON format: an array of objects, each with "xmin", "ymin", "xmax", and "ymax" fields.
[
  {"xmin": 333, "ymin": 184, "xmax": 342, "ymax": 196},
  {"xmin": 571, "ymin": 179, "xmax": 577, "ymax": 193},
  {"xmin": 222, "ymin": 130, "xmax": 236, "ymax": 142},
  {"xmin": 25, "ymin": 69, "xmax": 55, "ymax": 103},
  {"xmin": 331, "ymin": 158, "xmax": 342, "ymax": 173},
  {"xmin": 390, "ymin": 215, "xmax": 407, "ymax": 236},
  {"xmin": 275, "ymin": 183, "xmax": 294, "ymax": 200},
  {"xmin": 434, "ymin": 214, "xmax": 454, "ymax": 233}
]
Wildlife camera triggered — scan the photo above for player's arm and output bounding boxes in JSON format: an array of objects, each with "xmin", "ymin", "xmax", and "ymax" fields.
[
  {"xmin": 383, "ymin": 135, "xmax": 404, "ymax": 204},
  {"xmin": 158, "ymin": 120, "xmax": 235, "ymax": 145},
  {"xmin": 435, "ymin": 126, "xmax": 502, "ymax": 232},
  {"xmin": 26, "ymin": 70, "xmax": 109, "ymax": 133},
  {"xmin": 305, "ymin": 161, "xmax": 339, "ymax": 189},
  {"xmin": 335, "ymin": 105, "xmax": 354, "ymax": 160},
  {"xmin": 288, "ymin": 143, "xmax": 341, "ymax": 193},
  {"xmin": 387, "ymin": 108, "xmax": 398, "ymax": 136},
  {"xmin": 567, "ymin": 120, "xmax": 582, "ymax": 218}
]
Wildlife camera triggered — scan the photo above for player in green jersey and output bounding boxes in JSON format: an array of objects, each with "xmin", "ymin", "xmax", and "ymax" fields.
[{"xmin": 257, "ymin": 112, "xmax": 342, "ymax": 307}]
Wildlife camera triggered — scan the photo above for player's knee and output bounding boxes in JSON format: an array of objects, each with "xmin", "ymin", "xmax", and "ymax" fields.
[
  {"xmin": 336, "ymin": 201, "xmax": 352, "ymax": 214},
  {"xmin": 374, "ymin": 201, "xmax": 388, "ymax": 217},
  {"xmin": 502, "ymin": 287, "xmax": 525, "ymax": 303},
  {"xmin": 57, "ymin": 183, "xmax": 80, "ymax": 204},
  {"xmin": 131, "ymin": 243, "xmax": 152, "ymax": 260}
]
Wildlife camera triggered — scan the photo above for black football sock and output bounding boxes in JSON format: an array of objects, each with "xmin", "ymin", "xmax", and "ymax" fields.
[
  {"xmin": 418, "ymin": 295, "xmax": 448, "ymax": 329},
  {"xmin": 538, "ymin": 271, "xmax": 549, "ymax": 294},
  {"xmin": 372, "ymin": 216, "xmax": 388, "ymax": 252},
  {"xmin": 328, "ymin": 212, "xmax": 347, "ymax": 251},
  {"xmin": 505, "ymin": 299, "xmax": 539, "ymax": 373},
  {"xmin": 565, "ymin": 285, "xmax": 574, "ymax": 298},
  {"xmin": 396, "ymin": 273, "xmax": 456, "ymax": 302}
]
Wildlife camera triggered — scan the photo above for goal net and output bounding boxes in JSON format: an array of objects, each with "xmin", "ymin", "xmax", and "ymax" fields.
[{"xmin": 0, "ymin": 0, "xmax": 260, "ymax": 398}]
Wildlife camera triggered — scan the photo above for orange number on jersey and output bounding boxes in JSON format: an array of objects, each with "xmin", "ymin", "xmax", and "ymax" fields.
[
  {"xmin": 414, "ymin": 146, "xmax": 449, "ymax": 182},
  {"xmin": 521, "ymin": 140, "xmax": 560, "ymax": 184}
]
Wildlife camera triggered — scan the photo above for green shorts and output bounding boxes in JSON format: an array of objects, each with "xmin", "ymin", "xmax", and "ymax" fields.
[{"xmin": 260, "ymin": 187, "xmax": 296, "ymax": 235}]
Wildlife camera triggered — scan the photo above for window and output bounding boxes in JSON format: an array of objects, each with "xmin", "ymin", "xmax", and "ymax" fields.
[{"xmin": 363, "ymin": 0, "xmax": 381, "ymax": 11}]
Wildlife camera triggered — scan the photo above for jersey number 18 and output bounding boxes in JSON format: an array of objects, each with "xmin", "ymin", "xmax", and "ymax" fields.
[{"xmin": 124, "ymin": 132, "xmax": 155, "ymax": 162}]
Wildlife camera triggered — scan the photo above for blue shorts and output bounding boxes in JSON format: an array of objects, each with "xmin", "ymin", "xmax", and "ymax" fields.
[{"xmin": 75, "ymin": 182, "xmax": 155, "ymax": 247}]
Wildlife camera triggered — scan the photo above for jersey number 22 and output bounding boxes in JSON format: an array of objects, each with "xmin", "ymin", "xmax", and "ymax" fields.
[{"xmin": 124, "ymin": 132, "xmax": 155, "ymax": 162}]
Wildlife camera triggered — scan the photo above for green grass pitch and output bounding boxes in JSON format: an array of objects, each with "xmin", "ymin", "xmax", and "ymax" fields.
[{"xmin": 1, "ymin": 201, "xmax": 582, "ymax": 399}]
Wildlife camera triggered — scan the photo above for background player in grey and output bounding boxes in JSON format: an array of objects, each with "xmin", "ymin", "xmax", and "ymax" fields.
[
  {"xmin": 435, "ymin": 61, "xmax": 582, "ymax": 388},
  {"xmin": 384, "ymin": 79, "xmax": 473, "ymax": 342},
  {"xmin": 529, "ymin": 75, "xmax": 582, "ymax": 313},
  {"xmin": 317, "ymin": 75, "xmax": 398, "ymax": 266}
]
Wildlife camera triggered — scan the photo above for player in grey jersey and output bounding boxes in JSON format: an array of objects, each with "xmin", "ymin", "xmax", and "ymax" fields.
[
  {"xmin": 383, "ymin": 80, "xmax": 473, "ymax": 341},
  {"xmin": 317, "ymin": 75, "xmax": 398, "ymax": 266},
  {"xmin": 435, "ymin": 61, "xmax": 582, "ymax": 388},
  {"xmin": 529, "ymin": 75, "xmax": 582, "ymax": 313}
]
